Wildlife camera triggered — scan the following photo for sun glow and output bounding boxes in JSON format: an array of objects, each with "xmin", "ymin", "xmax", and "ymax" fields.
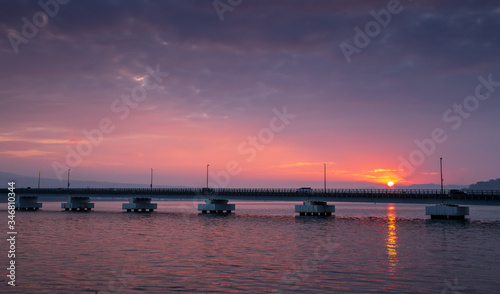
[{"xmin": 387, "ymin": 181, "xmax": 395, "ymax": 187}]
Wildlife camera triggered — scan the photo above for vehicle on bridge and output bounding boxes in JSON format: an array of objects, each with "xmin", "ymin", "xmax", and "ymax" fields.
[
  {"xmin": 202, "ymin": 187, "xmax": 214, "ymax": 195},
  {"xmin": 296, "ymin": 187, "xmax": 313, "ymax": 194},
  {"xmin": 449, "ymin": 189, "xmax": 467, "ymax": 195}
]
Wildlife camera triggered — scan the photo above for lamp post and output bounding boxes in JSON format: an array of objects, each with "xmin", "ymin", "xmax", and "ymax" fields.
[
  {"xmin": 440, "ymin": 158, "xmax": 444, "ymax": 195},
  {"xmin": 38, "ymin": 171, "xmax": 40, "ymax": 189},
  {"xmin": 67, "ymin": 169, "xmax": 71, "ymax": 191},
  {"xmin": 150, "ymin": 168, "xmax": 153, "ymax": 195},
  {"xmin": 206, "ymin": 164, "xmax": 209, "ymax": 189},
  {"xmin": 324, "ymin": 163, "xmax": 327, "ymax": 194}
]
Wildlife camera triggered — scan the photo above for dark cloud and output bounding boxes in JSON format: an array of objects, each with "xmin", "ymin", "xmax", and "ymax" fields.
[{"xmin": 0, "ymin": 0, "xmax": 499, "ymax": 185}]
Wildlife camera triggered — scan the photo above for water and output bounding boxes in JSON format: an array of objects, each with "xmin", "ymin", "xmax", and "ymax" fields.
[{"xmin": 1, "ymin": 201, "xmax": 499, "ymax": 293}]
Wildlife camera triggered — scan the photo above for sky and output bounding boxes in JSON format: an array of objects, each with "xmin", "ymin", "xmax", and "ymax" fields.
[{"xmin": 0, "ymin": 0, "xmax": 499, "ymax": 189}]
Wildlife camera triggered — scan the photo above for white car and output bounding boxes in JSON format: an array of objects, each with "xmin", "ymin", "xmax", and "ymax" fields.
[{"xmin": 296, "ymin": 187, "xmax": 313, "ymax": 194}]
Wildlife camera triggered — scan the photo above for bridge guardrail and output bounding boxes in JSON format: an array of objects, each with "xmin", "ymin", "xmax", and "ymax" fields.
[{"xmin": 5, "ymin": 187, "xmax": 500, "ymax": 199}]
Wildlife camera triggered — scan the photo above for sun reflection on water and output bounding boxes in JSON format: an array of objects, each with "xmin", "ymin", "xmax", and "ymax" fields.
[{"xmin": 386, "ymin": 205, "xmax": 398, "ymax": 273}]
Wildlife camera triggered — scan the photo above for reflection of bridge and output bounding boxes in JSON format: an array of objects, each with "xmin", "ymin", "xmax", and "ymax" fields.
[{"xmin": 10, "ymin": 188, "xmax": 500, "ymax": 206}]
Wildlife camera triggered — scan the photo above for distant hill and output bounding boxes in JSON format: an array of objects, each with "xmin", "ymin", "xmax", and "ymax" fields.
[
  {"xmin": 0, "ymin": 171, "xmax": 185, "ymax": 189},
  {"xmin": 469, "ymin": 178, "xmax": 500, "ymax": 190}
]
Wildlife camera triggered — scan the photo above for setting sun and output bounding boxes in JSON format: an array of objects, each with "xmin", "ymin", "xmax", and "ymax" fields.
[{"xmin": 387, "ymin": 181, "xmax": 395, "ymax": 187}]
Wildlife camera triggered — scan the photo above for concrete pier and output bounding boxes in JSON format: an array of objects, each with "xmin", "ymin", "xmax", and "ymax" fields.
[
  {"xmin": 198, "ymin": 199, "xmax": 235, "ymax": 214},
  {"xmin": 122, "ymin": 197, "xmax": 157, "ymax": 212},
  {"xmin": 425, "ymin": 204, "xmax": 469, "ymax": 219},
  {"xmin": 15, "ymin": 196, "xmax": 42, "ymax": 210},
  {"xmin": 295, "ymin": 201, "xmax": 335, "ymax": 216},
  {"xmin": 61, "ymin": 196, "xmax": 94, "ymax": 211}
]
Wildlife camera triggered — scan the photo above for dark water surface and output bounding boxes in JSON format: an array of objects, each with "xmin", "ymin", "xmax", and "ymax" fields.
[{"xmin": 1, "ymin": 201, "xmax": 499, "ymax": 293}]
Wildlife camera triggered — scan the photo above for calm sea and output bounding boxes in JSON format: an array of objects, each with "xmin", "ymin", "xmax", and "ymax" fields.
[{"xmin": 1, "ymin": 201, "xmax": 499, "ymax": 293}]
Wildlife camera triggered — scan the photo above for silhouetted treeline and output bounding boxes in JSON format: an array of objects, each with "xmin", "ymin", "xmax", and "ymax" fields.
[{"xmin": 469, "ymin": 178, "xmax": 500, "ymax": 190}]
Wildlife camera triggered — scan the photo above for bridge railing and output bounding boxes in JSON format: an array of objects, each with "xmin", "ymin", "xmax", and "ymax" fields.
[{"xmin": 5, "ymin": 187, "xmax": 500, "ymax": 199}]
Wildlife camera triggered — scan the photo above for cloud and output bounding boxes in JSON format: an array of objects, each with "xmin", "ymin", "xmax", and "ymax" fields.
[
  {"xmin": 0, "ymin": 0, "xmax": 498, "ymax": 186},
  {"xmin": 0, "ymin": 150, "xmax": 55, "ymax": 157},
  {"xmin": 370, "ymin": 168, "xmax": 398, "ymax": 173},
  {"xmin": 271, "ymin": 162, "xmax": 336, "ymax": 168},
  {"xmin": 0, "ymin": 135, "xmax": 70, "ymax": 144}
]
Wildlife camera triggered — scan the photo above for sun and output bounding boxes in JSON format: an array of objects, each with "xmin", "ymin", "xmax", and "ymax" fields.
[{"xmin": 387, "ymin": 181, "xmax": 395, "ymax": 187}]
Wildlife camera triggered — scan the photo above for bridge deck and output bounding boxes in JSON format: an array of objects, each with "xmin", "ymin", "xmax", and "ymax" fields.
[{"xmin": 7, "ymin": 188, "xmax": 500, "ymax": 206}]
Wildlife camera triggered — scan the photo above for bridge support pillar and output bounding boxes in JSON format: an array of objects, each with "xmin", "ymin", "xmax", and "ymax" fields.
[
  {"xmin": 122, "ymin": 197, "xmax": 157, "ymax": 212},
  {"xmin": 61, "ymin": 196, "xmax": 94, "ymax": 211},
  {"xmin": 198, "ymin": 199, "xmax": 235, "ymax": 214},
  {"xmin": 425, "ymin": 204, "xmax": 469, "ymax": 220},
  {"xmin": 295, "ymin": 201, "xmax": 335, "ymax": 216},
  {"xmin": 15, "ymin": 196, "xmax": 42, "ymax": 210}
]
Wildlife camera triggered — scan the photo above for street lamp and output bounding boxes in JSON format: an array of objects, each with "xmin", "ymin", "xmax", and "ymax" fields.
[
  {"xmin": 206, "ymin": 164, "xmax": 209, "ymax": 189},
  {"xmin": 324, "ymin": 163, "xmax": 327, "ymax": 194},
  {"xmin": 67, "ymin": 169, "xmax": 71, "ymax": 191},
  {"xmin": 150, "ymin": 168, "xmax": 153, "ymax": 195},
  {"xmin": 440, "ymin": 158, "xmax": 444, "ymax": 195},
  {"xmin": 38, "ymin": 171, "xmax": 41, "ymax": 189}
]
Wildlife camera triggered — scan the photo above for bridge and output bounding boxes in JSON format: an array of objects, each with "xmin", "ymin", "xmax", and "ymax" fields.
[{"xmin": 8, "ymin": 187, "xmax": 500, "ymax": 206}]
